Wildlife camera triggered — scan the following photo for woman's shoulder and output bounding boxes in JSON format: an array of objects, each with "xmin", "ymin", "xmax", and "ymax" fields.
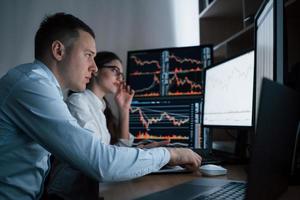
[{"xmin": 66, "ymin": 91, "xmax": 89, "ymax": 104}]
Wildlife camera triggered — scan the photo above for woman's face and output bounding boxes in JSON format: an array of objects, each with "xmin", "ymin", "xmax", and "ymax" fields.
[{"xmin": 96, "ymin": 59, "xmax": 123, "ymax": 94}]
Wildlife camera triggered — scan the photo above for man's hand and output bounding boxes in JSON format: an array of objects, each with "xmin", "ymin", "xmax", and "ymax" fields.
[{"xmin": 167, "ymin": 148, "xmax": 202, "ymax": 171}]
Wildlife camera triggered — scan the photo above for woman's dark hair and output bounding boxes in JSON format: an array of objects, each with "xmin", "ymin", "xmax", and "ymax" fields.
[
  {"xmin": 35, "ymin": 12, "xmax": 95, "ymax": 60},
  {"xmin": 103, "ymin": 98, "xmax": 119, "ymax": 144},
  {"xmin": 94, "ymin": 51, "xmax": 122, "ymax": 69},
  {"xmin": 87, "ymin": 51, "xmax": 122, "ymax": 90},
  {"xmin": 93, "ymin": 52, "xmax": 122, "ymax": 144}
]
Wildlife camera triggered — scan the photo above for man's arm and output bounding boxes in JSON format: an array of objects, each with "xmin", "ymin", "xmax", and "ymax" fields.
[{"xmin": 4, "ymin": 77, "xmax": 170, "ymax": 181}]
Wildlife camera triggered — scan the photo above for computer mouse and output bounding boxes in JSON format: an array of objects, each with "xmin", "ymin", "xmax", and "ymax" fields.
[{"xmin": 199, "ymin": 164, "xmax": 227, "ymax": 176}]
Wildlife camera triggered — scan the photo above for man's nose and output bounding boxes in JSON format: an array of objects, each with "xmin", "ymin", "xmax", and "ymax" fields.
[{"xmin": 91, "ymin": 60, "xmax": 98, "ymax": 73}]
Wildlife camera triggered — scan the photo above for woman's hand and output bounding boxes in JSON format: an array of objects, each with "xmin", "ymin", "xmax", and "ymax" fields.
[{"xmin": 114, "ymin": 82, "xmax": 135, "ymax": 110}]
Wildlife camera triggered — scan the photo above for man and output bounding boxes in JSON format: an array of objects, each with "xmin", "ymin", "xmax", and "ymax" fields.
[{"xmin": 0, "ymin": 13, "xmax": 201, "ymax": 200}]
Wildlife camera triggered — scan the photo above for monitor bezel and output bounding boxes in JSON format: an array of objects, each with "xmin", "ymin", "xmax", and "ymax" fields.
[
  {"xmin": 254, "ymin": 0, "xmax": 285, "ymax": 83},
  {"xmin": 254, "ymin": 0, "xmax": 285, "ymax": 127},
  {"xmin": 126, "ymin": 45, "xmax": 213, "ymax": 99},
  {"xmin": 202, "ymin": 49, "xmax": 256, "ymax": 129}
]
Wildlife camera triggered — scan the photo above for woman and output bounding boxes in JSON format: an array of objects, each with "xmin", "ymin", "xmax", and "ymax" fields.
[
  {"xmin": 67, "ymin": 51, "xmax": 135, "ymax": 147},
  {"xmin": 46, "ymin": 52, "xmax": 135, "ymax": 200}
]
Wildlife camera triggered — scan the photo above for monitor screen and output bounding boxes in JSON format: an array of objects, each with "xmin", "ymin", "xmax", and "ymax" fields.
[
  {"xmin": 203, "ymin": 50, "xmax": 255, "ymax": 127},
  {"xmin": 129, "ymin": 97, "xmax": 202, "ymax": 148},
  {"xmin": 126, "ymin": 45, "xmax": 212, "ymax": 97}
]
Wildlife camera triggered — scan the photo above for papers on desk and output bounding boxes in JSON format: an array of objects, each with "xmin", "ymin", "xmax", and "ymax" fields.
[{"xmin": 152, "ymin": 165, "xmax": 190, "ymax": 174}]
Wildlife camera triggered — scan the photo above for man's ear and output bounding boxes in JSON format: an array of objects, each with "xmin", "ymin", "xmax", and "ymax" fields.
[{"xmin": 51, "ymin": 40, "xmax": 65, "ymax": 61}]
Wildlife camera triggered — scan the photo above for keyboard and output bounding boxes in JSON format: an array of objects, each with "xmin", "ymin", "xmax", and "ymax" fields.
[{"xmin": 193, "ymin": 182, "xmax": 246, "ymax": 200}]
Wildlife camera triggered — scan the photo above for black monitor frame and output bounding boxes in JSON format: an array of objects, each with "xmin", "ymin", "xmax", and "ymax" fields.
[
  {"xmin": 202, "ymin": 49, "xmax": 256, "ymax": 129},
  {"xmin": 254, "ymin": 0, "xmax": 285, "ymax": 84},
  {"xmin": 126, "ymin": 45, "xmax": 213, "ymax": 98},
  {"xmin": 254, "ymin": 0, "xmax": 285, "ymax": 125}
]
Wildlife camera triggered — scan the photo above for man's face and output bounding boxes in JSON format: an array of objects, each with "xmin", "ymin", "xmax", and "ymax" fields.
[{"xmin": 59, "ymin": 30, "xmax": 97, "ymax": 91}]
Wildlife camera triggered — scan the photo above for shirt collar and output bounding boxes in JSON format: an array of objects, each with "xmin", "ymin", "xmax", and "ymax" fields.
[
  {"xmin": 85, "ymin": 89, "xmax": 106, "ymax": 111},
  {"xmin": 34, "ymin": 59, "xmax": 63, "ymax": 97}
]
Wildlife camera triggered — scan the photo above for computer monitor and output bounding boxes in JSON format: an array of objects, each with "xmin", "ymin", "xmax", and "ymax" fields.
[
  {"xmin": 129, "ymin": 97, "xmax": 202, "ymax": 148},
  {"xmin": 255, "ymin": 0, "xmax": 285, "ymax": 122},
  {"xmin": 202, "ymin": 50, "xmax": 255, "ymax": 127},
  {"xmin": 126, "ymin": 45, "xmax": 212, "ymax": 97}
]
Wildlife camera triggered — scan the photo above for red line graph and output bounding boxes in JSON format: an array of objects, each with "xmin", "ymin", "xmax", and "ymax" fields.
[
  {"xmin": 169, "ymin": 73, "xmax": 201, "ymax": 88},
  {"xmin": 168, "ymin": 90, "xmax": 202, "ymax": 96},
  {"xmin": 132, "ymin": 72, "xmax": 202, "ymax": 96},
  {"xmin": 130, "ymin": 107, "xmax": 189, "ymax": 130},
  {"xmin": 130, "ymin": 67, "xmax": 202, "ymax": 76},
  {"xmin": 134, "ymin": 92, "xmax": 160, "ymax": 97},
  {"xmin": 135, "ymin": 131, "xmax": 189, "ymax": 140},
  {"xmin": 130, "ymin": 54, "xmax": 202, "ymax": 69},
  {"xmin": 130, "ymin": 55, "xmax": 161, "ymax": 69},
  {"xmin": 173, "ymin": 67, "xmax": 202, "ymax": 73},
  {"xmin": 129, "ymin": 53, "xmax": 203, "ymax": 96},
  {"xmin": 130, "ymin": 70, "xmax": 160, "ymax": 76},
  {"xmin": 134, "ymin": 74, "xmax": 160, "ymax": 96},
  {"xmin": 169, "ymin": 54, "xmax": 202, "ymax": 65}
]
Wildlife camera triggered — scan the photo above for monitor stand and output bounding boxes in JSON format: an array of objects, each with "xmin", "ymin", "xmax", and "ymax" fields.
[
  {"xmin": 211, "ymin": 129, "xmax": 250, "ymax": 164},
  {"xmin": 235, "ymin": 130, "xmax": 250, "ymax": 161},
  {"xmin": 290, "ymin": 121, "xmax": 300, "ymax": 185},
  {"xmin": 203, "ymin": 127, "xmax": 213, "ymax": 152}
]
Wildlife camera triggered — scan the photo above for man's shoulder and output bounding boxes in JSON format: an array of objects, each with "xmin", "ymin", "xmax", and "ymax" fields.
[
  {"xmin": 0, "ymin": 62, "xmax": 60, "ymax": 101},
  {"xmin": 0, "ymin": 63, "xmax": 37, "ymax": 100},
  {"xmin": 19, "ymin": 62, "xmax": 52, "ymax": 82},
  {"xmin": 2, "ymin": 62, "xmax": 51, "ymax": 84}
]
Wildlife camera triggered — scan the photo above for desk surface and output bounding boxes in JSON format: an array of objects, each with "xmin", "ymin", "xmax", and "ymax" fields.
[{"xmin": 99, "ymin": 165, "xmax": 300, "ymax": 200}]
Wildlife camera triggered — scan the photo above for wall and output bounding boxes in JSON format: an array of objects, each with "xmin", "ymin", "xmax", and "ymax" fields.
[{"xmin": 0, "ymin": 0, "xmax": 199, "ymax": 77}]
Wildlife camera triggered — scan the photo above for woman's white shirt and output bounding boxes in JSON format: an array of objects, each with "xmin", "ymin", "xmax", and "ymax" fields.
[{"xmin": 66, "ymin": 89, "xmax": 134, "ymax": 146}]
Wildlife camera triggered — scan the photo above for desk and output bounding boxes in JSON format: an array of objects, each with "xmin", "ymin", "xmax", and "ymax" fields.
[{"xmin": 99, "ymin": 165, "xmax": 300, "ymax": 200}]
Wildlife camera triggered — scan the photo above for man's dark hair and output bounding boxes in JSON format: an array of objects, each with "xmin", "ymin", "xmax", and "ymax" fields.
[{"xmin": 34, "ymin": 13, "xmax": 95, "ymax": 60}]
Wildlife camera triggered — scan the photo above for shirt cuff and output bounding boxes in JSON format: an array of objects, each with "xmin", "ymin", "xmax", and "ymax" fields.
[
  {"xmin": 145, "ymin": 147, "xmax": 171, "ymax": 169},
  {"xmin": 116, "ymin": 133, "xmax": 135, "ymax": 147}
]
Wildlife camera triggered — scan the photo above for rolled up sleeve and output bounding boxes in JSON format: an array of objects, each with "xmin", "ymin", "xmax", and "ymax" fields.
[{"xmin": 4, "ymin": 75, "xmax": 170, "ymax": 182}]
